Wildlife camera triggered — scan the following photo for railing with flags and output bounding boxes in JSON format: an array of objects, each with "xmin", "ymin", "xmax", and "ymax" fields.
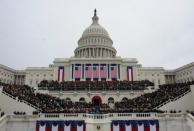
[
  {"xmin": 111, "ymin": 120, "xmax": 159, "ymax": 131},
  {"xmin": 36, "ymin": 120, "xmax": 85, "ymax": 131},
  {"xmin": 73, "ymin": 63, "xmax": 120, "ymax": 80}
]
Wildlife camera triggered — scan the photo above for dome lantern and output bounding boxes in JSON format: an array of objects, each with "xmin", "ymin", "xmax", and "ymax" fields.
[{"xmin": 92, "ymin": 9, "xmax": 99, "ymax": 25}]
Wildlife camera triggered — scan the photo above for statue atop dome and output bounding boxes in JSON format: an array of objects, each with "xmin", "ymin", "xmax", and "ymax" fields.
[
  {"xmin": 94, "ymin": 9, "xmax": 97, "ymax": 16},
  {"xmin": 92, "ymin": 9, "xmax": 99, "ymax": 24}
]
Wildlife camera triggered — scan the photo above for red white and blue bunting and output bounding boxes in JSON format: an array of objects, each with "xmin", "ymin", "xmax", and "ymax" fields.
[
  {"xmin": 111, "ymin": 120, "xmax": 159, "ymax": 131},
  {"xmin": 36, "ymin": 120, "xmax": 85, "ymax": 131}
]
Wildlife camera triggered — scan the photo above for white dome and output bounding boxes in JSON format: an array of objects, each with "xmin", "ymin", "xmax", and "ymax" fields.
[
  {"xmin": 81, "ymin": 10, "xmax": 110, "ymax": 38},
  {"xmin": 74, "ymin": 9, "xmax": 117, "ymax": 58},
  {"xmin": 82, "ymin": 24, "xmax": 109, "ymax": 37}
]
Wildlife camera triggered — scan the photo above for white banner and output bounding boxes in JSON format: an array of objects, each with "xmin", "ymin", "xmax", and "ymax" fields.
[
  {"xmin": 52, "ymin": 125, "xmax": 58, "ymax": 131},
  {"xmin": 113, "ymin": 124, "xmax": 120, "ymax": 131},
  {"xmin": 39, "ymin": 125, "xmax": 46, "ymax": 131},
  {"xmin": 125, "ymin": 125, "xmax": 132, "ymax": 131},
  {"xmin": 64, "ymin": 125, "xmax": 71, "ymax": 131},
  {"xmin": 150, "ymin": 124, "xmax": 156, "ymax": 131},
  {"xmin": 77, "ymin": 124, "xmax": 83, "ymax": 131},
  {"xmin": 137, "ymin": 124, "xmax": 144, "ymax": 131}
]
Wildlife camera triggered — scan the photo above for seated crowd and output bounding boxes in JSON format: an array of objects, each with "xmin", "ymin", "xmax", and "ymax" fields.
[
  {"xmin": 191, "ymin": 112, "xmax": 194, "ymax": 117},
  {"xmin": 38, "ymin": 80, "xmax": 154, "ymax": 91},
  {"xmin": 114, "ymin": 83, "xmax": 191, "ymax": 113},
  {"xmin": 1, "ymin": 81, "xmax": 193, "ymax": 114}
]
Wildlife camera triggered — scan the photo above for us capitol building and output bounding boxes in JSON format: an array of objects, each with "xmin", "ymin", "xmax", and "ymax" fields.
[
  {"xmin": 0, "ymin": 10, "xmax": 194, "ymax": 131},
  {"xmin": 0, "ymin": 10, "xmax": 193, "ymax": 88}
]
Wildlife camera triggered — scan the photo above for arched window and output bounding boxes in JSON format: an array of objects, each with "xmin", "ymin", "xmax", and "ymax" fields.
[
  {"xmin": 79, "ymin": 97, "xmax": 85, "ymax": 102},
  {"xmin": 122, "ymin": 97, "xmax": 128, "ymax": 102},
  {"xmin": 66, "ymin": 97, "xmax": 71, "ymax": 102},
  {"xmin": 108, "ymin": 97, "xmax": 114, "ymax": 103}
]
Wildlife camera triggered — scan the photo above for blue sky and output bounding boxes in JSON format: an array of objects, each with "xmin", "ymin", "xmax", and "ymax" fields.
[{"xmin": 0, "ymin": 0, "xmax": 194, "ymax": 70}]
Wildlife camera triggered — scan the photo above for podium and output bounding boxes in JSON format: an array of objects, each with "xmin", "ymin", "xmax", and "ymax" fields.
[{"xmin": 85, "ymin": 113, "xmax": 111, "ymax": 131}]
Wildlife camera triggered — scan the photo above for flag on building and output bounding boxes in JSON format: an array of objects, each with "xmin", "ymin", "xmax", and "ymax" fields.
[
  {"xmin": 36, "ymin": 120, "xmax": 85, "ymax": 131},
  {"xmin": 58, "ymin": 66, "xmax": 64, "ymax": 82},
  {"xmin": 74, "ymin": 64, "xmax": 82, "ymax": 78},
  {"xmin": 111, "ymin": 65, "xmax": 117, "ymax": 78},
  {"xmin": 100, "ymin": 64, "xmax": 107, "ymax": 78},
  {"xmin": 93, "ymin": 64, "xmax": 99, "ymax": 78},
  {"xmin": 85, "ymin": 64, "xmax": 93, "ymax": 78},
  {"xmin": 112, "ymin": 120, "xmax": 159, "ymax": 131},
  {"xmin": 127, "ymin": 66, "xmax": 133, "ymax": 81}
]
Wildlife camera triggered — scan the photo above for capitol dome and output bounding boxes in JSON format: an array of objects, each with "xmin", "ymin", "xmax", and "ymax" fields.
[
  {"xmin": 82, "ymin": 18, "xmax": 109, "ymax": 38},
  {"xmin": 74, "ymin": 9, "xmax": 117, "ymax": 58}
]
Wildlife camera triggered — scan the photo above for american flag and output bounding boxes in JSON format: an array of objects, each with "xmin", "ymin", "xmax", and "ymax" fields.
[
  {"xmin": 74, "ymin": 66, "xmax": 81, "ymax": 78},
  {"xmin": 111, "ymin": 65, "xmax": 117, "ymax": 78},
  {"xmin": 58, "ymin": 66, "xmax": 64, "ymax": 82},
  {"xmin": 100, "ymin": 65, "xmax": 107, "ymax": 78},
  {"xmin": 112, "ymin": 120, "xmax": 159, "ymax": 131},
  {"xmin": 85, "ymin": 65, "xmax": 93, "ymax": 78},
  {"xmin": 93, "ymin": 65, "xmax": 99, "ymax": 78},
  {"xmin": 127, "ymin": 67, "xmax": 133, "ymax": 81},
  {"xmin": 36, "ymin": 120, "xmax": 85, "ymax": 131}
]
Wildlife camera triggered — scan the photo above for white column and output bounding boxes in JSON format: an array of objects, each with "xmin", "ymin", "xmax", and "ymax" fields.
[
  {"xmin": 106, "ymin": 64, "xmax": 108, "ymax": 80},
  {"xmin": 98, "ymin": 64, "xmax": 100, "ymax": 80},
  {"xmin": 81, "ymin": 64, "xmax": 82, "ymax": 81},
  {"xmin": 91, "ymin": 64, "xmax": 93, "ymax": 80},
  {"xmin": 109, "ymin": 65, "xmax": 111, "ymax": 80},
  {"xmin": 84, "ymin": 64, "xmax": 86, "ymax": 80},
  {"xmin": 73, "ymin": 65, "xmax": 76, "ymax": 81},
  {"xmin": 97, "ymin": 48, "xmax": 98, "ymax": 57},
  {"xmin": 93, "ymin": 48, "xmax": 94, "ymax": 57},
  {"xmin": 117, "ymin": 64, "xmax": 119, "ymax": 80},
  {"xmin": 70, "ymin": 65, "xmax": 72, "ymax": 81}
]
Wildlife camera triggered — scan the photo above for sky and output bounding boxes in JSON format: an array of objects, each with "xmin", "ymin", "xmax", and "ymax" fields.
[{"xmin": 0, "ymin": 0, "xmax": 194, "ymax": 70}]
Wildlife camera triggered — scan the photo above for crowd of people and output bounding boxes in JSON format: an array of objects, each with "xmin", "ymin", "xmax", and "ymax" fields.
[
  {"xmin": 38, "ymin": 80, "xmax": 154, "ymax": 91},
  {"xmin": 0, "ymin": 112, "xmax": 4, "ymax": 117},
  {"xmin": 114, "ymin": 83, "xmax": 191, "ymax": 113},
  {"xmin": 1, "ymin": 81, "xmax": 192, "ymax": 114},
  {"xmin": 191, "ymin": 112, "xmax": 194, "ymax": 116}
]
